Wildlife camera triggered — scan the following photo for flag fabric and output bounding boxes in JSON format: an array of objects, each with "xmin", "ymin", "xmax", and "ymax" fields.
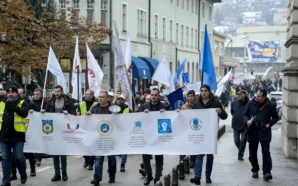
[
  {"xmin": 123, "ymin": 32, "xmax": 134, "ymax": 110},
  {"xmin": 200, "ymin": 24, "xmax": 217, "ymax": 91},
  {"xmin": 152, "ymin": 55, "xmax": 175, "ymax": 91},
  {"xmin": 86, "ymin": 43, "xmax": 104, "ymax": 97},
  {"xmin": 112, "ymin": 20, "xmax": 133, "ymax": 101},
  {"xmin": 71, "ymin": 36, "xmax": 82, "ymax": 101},
  {"xmin": 47, "ymin": 47, "xmax": 68, "ymax": 93},
  {"xmin": 215, "ymin": 70, "xmax": 232, "ymax": 97},
  {"xmin": 173, "ymin": 58, "xmax": 187, "ymax": 85},
  {"xmin": 167, "ymin": 88, "xmax": 184, "ymax": 110}
]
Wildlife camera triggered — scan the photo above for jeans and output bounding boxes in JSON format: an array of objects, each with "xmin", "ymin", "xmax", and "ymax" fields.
[
  {"xmin": 84, "ymin": 156, "xmax": 95, "ymax": 167},
  {"xmin": 35, "ymin": 153, "xmax": 42, "ymax": 162},
  {"xmin": 0, "ymin": 142, "xmax": 27, "ymax": 184},
  {"xmin": 53, "ymin": 156, "xmax": 67, "ymax": 174},
  {"xmin": 233, "ymin": 129, "xmax": 247, "ymax": 158},
  {"xmin": 194, "ymin": 154, "xmax": 214, "ymax": 178},
  {"xmin": 94, "ymin": 156, "xmax": 116, "ymax": 180},
  {"xmin": 142, "ymin": 154, "xmax": 163, "ymax": 179},
  {"xmin": 249, "ymin": 141, "xmax": 272, "ymax": 174},
  {"xmin": 121, "ymin": 155, "xmax": 127, "ymax": 165}
]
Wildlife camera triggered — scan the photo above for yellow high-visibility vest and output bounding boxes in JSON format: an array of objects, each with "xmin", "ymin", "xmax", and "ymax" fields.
[
  {"xmin": 123, "ymin": 108, "xmax": 129, "ymax": 113},
  {"xmin": 80, "ymin": 101, "xmax": 97, "ymax": 115},
  {"xmin": 0, "ymin": 100, "xmax": 27, "ymax": 132}
]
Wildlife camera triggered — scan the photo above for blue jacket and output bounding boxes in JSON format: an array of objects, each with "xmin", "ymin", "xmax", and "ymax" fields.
[
  {"xmin": 243, "ymin": 97, "xmax": 279, "ymax": 142},
  {"xmin": 231, "ymin": 96, "xmax": 249, "ymax": 131}
]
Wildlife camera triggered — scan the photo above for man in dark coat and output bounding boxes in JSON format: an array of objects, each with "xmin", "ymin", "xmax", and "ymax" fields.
[
  {"xmin": 139, "ymin": 88, "xmax": 171, "ymax": 185},
  {"xmin": 231, "ymin": 90, "xmax": 249, "ymax": 161},
  {"xmin": 243, "ymin": 89, "xmax": 279, "ymax": 181},
  {"xmin": 42, "ymin": 85, "xmax": 78, "ymax": 182},
  {"xmin": 0, "ymin": 85, "xmax": 29, "ymax": 186},
  {"xmin": 190, "ymin": 85, "xmax": 228, "ymax": 185}
]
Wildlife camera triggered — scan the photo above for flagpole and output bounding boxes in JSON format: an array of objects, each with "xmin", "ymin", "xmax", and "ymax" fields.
[
  {"xmin": 41, "ymin": 49, "xmax": 50, "ymax": 111},
  {"xmin": 76, "ymin": 65, "xmax": 80, "ymax": 101}
]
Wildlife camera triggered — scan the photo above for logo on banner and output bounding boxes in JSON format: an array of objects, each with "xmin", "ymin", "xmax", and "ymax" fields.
[
  {"xmin": 190, "ymin": 118, "xmax": 202, "ymax": 130},
  {"xmin": 130, "ymin": 119, "xmax": 144, "ymax": 134},
  {"xmin": 42, "ymin": 120, "xmax": 54, "ymax": 134},
  {"xmin": 97, "ymin": 120, "xmax": 113, "ymax": 136},
  {"xmin": 157, "ymin": 119, "xmax": 172, "ymax": 134},
  {"xmin": 63, "ymin": 123, "xmax": 84, "ymax": 134}
]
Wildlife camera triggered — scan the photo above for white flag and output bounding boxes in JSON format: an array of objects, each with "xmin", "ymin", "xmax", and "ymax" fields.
[
  {"xmin": 215, "ymin": 69, "xmax": 232, "ymax": 97},
  {"xmin": 71, "ymin": 36, "xmax": 82, "ymax": 101},
  {"xmin": 124, "ymin": 33, "xmax": 132, "ymax": 69},
  {"xmin": 152, "ymin": 55, "xmax": 174, "ymax": 91},
  {"xmin": 47, "ymin": 47, "xmax": 68, "ymax": 93},
  {"xmin": 86, "ymin": 43, "xmax": 104, "ymax": 97},
  {"xmin": 112, "ymin": 20, "xmax": 133, "ymax": 100}
]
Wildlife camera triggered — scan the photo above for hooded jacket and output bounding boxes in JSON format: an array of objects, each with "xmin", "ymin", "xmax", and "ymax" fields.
[
  {"xmin": 192, "ymin": 94, "xmax": 228, "ymax": 120},
  {"xmin": 231, "ymin": 96, "xmax": 249, "ymax": 131}
]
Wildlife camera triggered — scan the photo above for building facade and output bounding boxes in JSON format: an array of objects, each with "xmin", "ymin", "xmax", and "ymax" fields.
[
  {"xmin": 213, "ymin": 30, "xmax": 225, "ymax": 78},
  {"xmin": 55, "ymin": 0, "xmax": 221, "ymax": 92}
]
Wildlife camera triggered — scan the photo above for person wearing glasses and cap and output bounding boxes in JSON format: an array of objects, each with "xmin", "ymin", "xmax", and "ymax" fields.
[
  {"xmin": 0, "ymin": 85, "xmax": 29, "ymax": 186},
  {"xmin": 231, "ymin": 90, "xmax": 249, "ymax": 161}
]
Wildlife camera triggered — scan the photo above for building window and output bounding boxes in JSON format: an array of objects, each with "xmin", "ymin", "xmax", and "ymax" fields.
[
  {"xmin": 187, "ymin": 62, "xmax": 190, "ymax": 75},
  {"xmin": 201, "ymin": 31, "xmax": 204, "ymax": 48},
  {"xmin": 101, "ymin": 0, "xmax": 108, "ymax": 10},
  {"xmin": 138, "ymin": 10, "xmax": 147, "ymax": 36},
  {"xmin": 187, "ymin": 0, "xmax": 189, "ymax": 11},
  {"xmin": 181, "ymin": 25, "xmax": 184, "ymax": 46},
  {"xmin": 177, "ymin": 0, "xmax": 179, "ymax": 7},
  {"xmin": 60, "ymin": 0, "xmax": 66, "ymax": 9},
  {"xmin": 196, "ymin": 63, "xmax": 199, "ymax": 81},
  {"xmin": 186, "ymin": 26, "xmax": 189, "ymax": 47},
  {"xmin": 155, "ymin": 14, "xmax": 158, "ymax": 39},
  {"xmin": 191, "ymin": 28, "xmax": 193, "ymax": 48},
  {"xmin": 170, "ymin": 0, "xmax": 173, "ymax": 3},
  {"xmin": 209, "ymin": 6, "xmax": 212, "ymax": 21},
  {"xmin": 176, "ymin": 23, "xmax": 179, "ymax": 44},
  {"xmin": 73, "ymin": 0, "xmax": 79, "ymax": 9},
  {"xmin": 163, "ymin": 17, "xmax": 166, "ymax": 41},
  {"xmin": 202, "ymin": 2, "xmax": 205, "ymax": 18},
  {"xmin": 170, "ymin": 62, "xmax": 173, "ymax": 74},
  {"xmin": 192, "ymin": 0, "xmax": 194, "ymax": 13},
  {"xmin": 122, "ymin": 4, "xmax": 127, "ymax": 31},
  {"xmin": 214, "ymin": 40, "xmax": 219, "ymax": 55},
  {"xmin": 182, "ymin": 0, "xmax": 184, "ymax": 9},
  {"xmin": 195, "ymin": 29, "xmax": 198, "ymax": 49},
  {"xmin": 170, "ymin": 20, "xmax": 173, "ymax": 42},
  {"xmin": 196, "ymin": 0, "xmax": 198, "ymax": 15},
  {"xmin": 87, "ymin": 0, "xmax": 94, "ymax": 9},
  {"xmin": 87, "ymin": 10, "xmax": 93, "ymax": 24},
  {"xmin": 219, "ymin": 42, "xmax": 223, "ymax": 55},
  {"xmin": 192, "ymin": 62, "xmax": 194, "ymax": 81}
]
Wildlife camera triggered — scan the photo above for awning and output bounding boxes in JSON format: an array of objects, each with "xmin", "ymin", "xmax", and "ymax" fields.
[
  {"xmin": 131, "ymin": 57, "xmax": 151, "ymax": 79},
  {"xmin": 139, "ymin": 57, "xmax": 159, "ymax": 75}
]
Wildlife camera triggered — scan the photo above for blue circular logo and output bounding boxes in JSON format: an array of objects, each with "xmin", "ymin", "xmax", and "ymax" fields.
[
  {"xmin": 100, "ymin": 123, "xmax": 110, "ymax": 133},
  {"xmin": 190, "ymin": 118, "xmax": 202, "ymax": 130},
  {"xmin": 97, "ymin": 120, "xmax": 113, "ymax": 136}
]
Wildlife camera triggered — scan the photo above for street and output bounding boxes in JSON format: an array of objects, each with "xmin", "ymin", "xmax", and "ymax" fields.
[{"xmin": 2, "ymin": 111, "xmax": 297, "ymax": 186}]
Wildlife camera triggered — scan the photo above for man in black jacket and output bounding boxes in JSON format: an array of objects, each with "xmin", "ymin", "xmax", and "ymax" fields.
[
  {"xmin": 41, "ymin": 85, "xmax": 77, "ymax": 182},
  {"xmin": 190, "ymin": 84, "xmax": 228, "ymax": 185},
  {"xmin": 0, "ymin": 85, "xmax": 29, "ymax": 186},
  {"xmin": 243, "ymin": 89, "xmax": 279, "ymax": 181},
  {"xmin": 231, "ymin": 90, "xmax": 249, "ymax": 161},
  {"xmin": 139, "ymin": 88, "xmax": 171, "ymax": 185}
]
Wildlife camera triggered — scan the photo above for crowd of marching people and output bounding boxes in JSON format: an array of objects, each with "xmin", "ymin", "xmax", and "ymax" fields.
[{"xmin": 0, "ymin": 78, "xmax": 279, "ymax": 186}]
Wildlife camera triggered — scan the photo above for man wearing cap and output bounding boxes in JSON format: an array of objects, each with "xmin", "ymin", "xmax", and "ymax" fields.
[
  {"xmin": 115, "ymin": 94, "xmax": 131, "ymax": 172},
  {"xmin": 108, "ymin": 92, "xmax": 114, "ymax": 103},
  {"xmin": 0, "ymin": 85, "xmax": 29, "ymax": 186},
  {"xmin": 231, "ymin": 90, "xmax": 249, "ymax": 161},
  {"xmin": 77, "ymin": 90, "xmax": 97, "ymax": 170},
  {"xmin": 190, "ymin": 84, "xmax": 228, "ymax": 185}
]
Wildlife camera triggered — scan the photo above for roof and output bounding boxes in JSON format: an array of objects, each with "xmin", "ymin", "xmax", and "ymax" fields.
[{"xmin": 213, "ymin": 30, "xmax": 226, "ymax": 38}]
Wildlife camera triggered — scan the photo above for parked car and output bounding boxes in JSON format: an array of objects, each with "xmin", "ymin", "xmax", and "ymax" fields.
[{"xmin": 268, "ymin": 91, "xmax": 282, "ymax": 120}]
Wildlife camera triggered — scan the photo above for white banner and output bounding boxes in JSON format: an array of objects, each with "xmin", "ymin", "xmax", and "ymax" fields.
[{"xmin": 24, "ymin": 110, "xmax": 219, "ymax": 156}]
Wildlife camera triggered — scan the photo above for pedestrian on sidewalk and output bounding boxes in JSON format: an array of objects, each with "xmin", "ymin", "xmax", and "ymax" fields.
[
  {"xmin": 243, "ymin": 89, "xmax": 279, "ymax": 181},
  {"xmin": 190, "ymin": 85, "xmax": 228, "ymax": 185},
  {"xmin": 0, "ymin": 85, "xmax": 29, "ymax": 186},
  {"xmin": 139, "ymin": 88, "xmax": 171, "ymax": 185},
  {"xmin": 231, "ymin": 90, "xmax": 249, "ymax": 161},
  {"xmin": 88, "ymin": 91, "xmax": 116, "ymax": 186},
  {"xmin": 41, "ymin": 85, "xmax": 78, "ymax": 182}
]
